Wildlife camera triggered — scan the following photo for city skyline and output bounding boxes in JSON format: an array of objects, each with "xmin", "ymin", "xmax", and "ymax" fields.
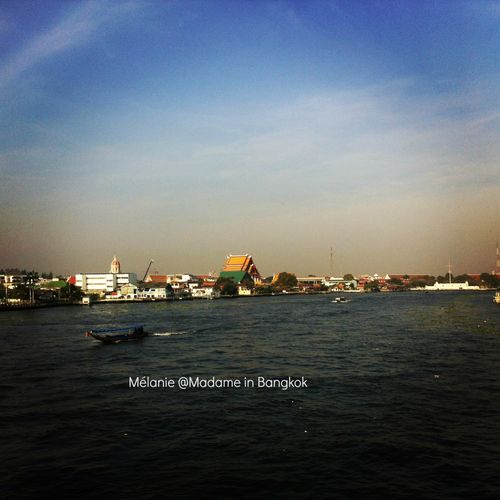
[
  {"xmin": 2, "ymin": 246, "xmax": 499, "ymax": 281},
  {"xmin": 1, "ymin": 1, "xmax": 499, "ymax": 277}
]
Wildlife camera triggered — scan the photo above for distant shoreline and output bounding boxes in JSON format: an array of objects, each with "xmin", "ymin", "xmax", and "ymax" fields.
[{"xmin": 1, "ymin": 288, "xmax": 497, "ymax": 312}]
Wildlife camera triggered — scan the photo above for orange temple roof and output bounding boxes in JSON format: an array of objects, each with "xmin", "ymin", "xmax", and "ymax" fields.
[{"xmin": 222, "ymin": 254, "xmax": 260, "ymax": 278}]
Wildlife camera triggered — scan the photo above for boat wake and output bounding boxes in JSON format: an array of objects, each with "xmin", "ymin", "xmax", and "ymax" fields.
[{"xmin": 151, "ymin": 331, "xmax": 187, "ymax": 337}]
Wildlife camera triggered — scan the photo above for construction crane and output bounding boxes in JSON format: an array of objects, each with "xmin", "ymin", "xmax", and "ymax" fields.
[{"xmin": 142, "ymin": 259, "xmax": 154, "ymax": 283}]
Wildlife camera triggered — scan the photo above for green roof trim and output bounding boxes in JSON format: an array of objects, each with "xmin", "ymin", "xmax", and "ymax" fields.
[{"xmin": 219, "ymin": 271, "xmax": 251, "ymax": 284}]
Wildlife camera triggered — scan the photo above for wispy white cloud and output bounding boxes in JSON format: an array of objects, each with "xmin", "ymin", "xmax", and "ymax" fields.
[
  {"xmin": 0, "ymin": 0, "xmax": 142, "ymax": 91},
  {"xmin": 171, "ymin": 80, "xmax": 499, "ymax": 197},
  {"xmin": 0, "ymin": 13, "xmax": 11, "ymax": 37}
]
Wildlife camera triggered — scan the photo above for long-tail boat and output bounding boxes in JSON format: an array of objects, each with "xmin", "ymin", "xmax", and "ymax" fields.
[{"xmin": 85, "ymin": 325, "xmax": 147, "ymax": 344}]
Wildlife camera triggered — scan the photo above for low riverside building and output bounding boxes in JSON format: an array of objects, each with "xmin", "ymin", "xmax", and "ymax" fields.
[
  {"xmin": 105, "ymin": 283, "xmax": 138, "ymax": 300},
  {"xmin": 0, "ymin": 274, "xmax": 26, "ymax": 285},
  {"xmin": 297, "ymin": 276, "xmax": 324, "ymax": 291},
  {"xmin": 104, "ymin": 283, "xmax": 172, "ymax": 301},
  {"xmin": 190, "ymin": 274, "xmax": 219, "ymax": 298},
  {"xmin": 324, "ymin": 276, "xmax": 358, "ymax": 290},
  {"xmin": 425, "ymin": 281, "xmax": 480, "ymax": 291},
  {"xmin": 191, "ymin": 287, "xmax": 220, "ymax": 299},
  {"xmin": 144, "ymin": 274, "xmax": 168, "ymax": 284},
  {"xmin": 298, "ymin": 275, "xmax": 357, "ymax": 291},
  {"xmin": 167, "ymin": 274, "xmax": 200, "ymax": 297},
  {"xmin": 139, "ymin": 284, "xmax": 173, "ymax": 300}
]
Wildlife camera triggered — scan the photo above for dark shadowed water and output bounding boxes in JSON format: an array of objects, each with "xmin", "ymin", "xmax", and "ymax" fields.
[{"xmin": 1, "ymin": 292, "xmax": 500, "ymax": 499}]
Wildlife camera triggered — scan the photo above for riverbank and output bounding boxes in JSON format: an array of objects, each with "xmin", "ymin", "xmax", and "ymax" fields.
[{"xmin": 2, "ymin": 288, "xmax": 496, "ymax": 311}]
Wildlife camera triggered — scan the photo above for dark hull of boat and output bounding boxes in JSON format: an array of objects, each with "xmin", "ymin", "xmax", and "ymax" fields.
[
  {"xmin": 87, "ymin": 332, "xmax": 147, "ymax": 344},
  {"xmin": 85, "ymin": 326, "xmax": 147, "ymax": 344}
]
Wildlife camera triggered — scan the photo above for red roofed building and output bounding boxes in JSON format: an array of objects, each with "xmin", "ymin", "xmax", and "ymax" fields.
[{"xmin": 145, "ymin": 274, "xmax": 168, "ymax": 284}]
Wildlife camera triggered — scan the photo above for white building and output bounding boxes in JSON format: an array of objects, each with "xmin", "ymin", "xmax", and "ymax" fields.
[
  {"xmin": 74, "ymin": 255, "xmax": 137, "ymax": 293},
  {"xmin": 1, "ymin": 274, "xmax": 26, "ymax": 284},
  {"xmin": 424, "ymin": 281, "xmax": 480, "ymax": 291},
  {"xmin": 75, "ymin": 273, "xmax": 138, "ymax": 293},
  {"xmin": 191, "ymin": 287, "xmax": 220, "ymax": 299},
  {"xmin": 166, "ymin": 274, "xmax": 200, "ymax": 286},
  {"xmin": 138, "ymin": 286, "xmax": 171, "ymax": 300},
  {"xmin": 103, "ymin": 283, "xmax": 170, "ymax": 301}
]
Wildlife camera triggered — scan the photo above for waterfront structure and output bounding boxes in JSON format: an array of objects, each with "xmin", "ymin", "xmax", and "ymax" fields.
[
  {"xmin": 145, "ymin": 274, "xmax": 168, "ymax": 283},
  {"xmin": 424, "ymin": 282, "xmax": 480, "ymax": 291},
  {"xmin": 191, "ymin": 287, "xmax": 220, "ymax": 299},
  {"xmin": 166, "ymin": 274, "xmax": 200, "ymax": 296},
  {"xmin": 220, "ymin": 254, "xmax": 261, "ymax": 284},
  {"xmin": 139, "ymin": 285, "xmax": 172, "ymax": 300},
  {"xmin": 296, "ymin": 275, "xmax": 357, "ymax": 291},
  {"xmin": 0, "ymin": 274, "xmax": 26, "ymax": 285},
  {"xmin": 324, "ymin": 276, "xmax": 358, "ymax": 290},
  {"xmin": 424, "ymin": 261, "xmax": 480, "ymax": 291},
  {"xmin": 72, "ymin": 256, "xmax": 137, "ymax": 293},
  {"xmin": 219, "ymin": 270, "xmax": 253, "ymax": 285},
  {"xmin": 296, "ymin": 276, "xmax": 325, "ymax": 291},
  {"xmin": 388, "ymin": 274, "xmax": 434, "ymax": 286},
  {"xmin": 103, "ymin": 283, "xmax": 172, "ymax": 301},
  {"xmin": 75, "ymin": 273, "xmax": 138, "ymax": 293},
  {"xmin": 105, "ymin": 283, "xmax": 138, "ymax": 300}
]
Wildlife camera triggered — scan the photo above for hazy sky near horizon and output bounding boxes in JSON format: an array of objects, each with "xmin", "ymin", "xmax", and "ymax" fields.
[{"xmin": 1, "ymin": 0, "xmax": 499, "ymax": 277}]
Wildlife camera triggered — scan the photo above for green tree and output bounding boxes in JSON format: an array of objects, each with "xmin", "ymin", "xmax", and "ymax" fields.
[
  {"xmin": 388, "ymin": 278, "xmax": 403, "ymax": 286},
  {"xmin": 480, "ymin": 273, "xmax": 499, "ymax": 288},
  {"xmin": 343, "ymin": 273, "xmax": 354, "ymax": 281},
  {"xmin": 215, "ymin": 277, "xmax": 238, "ymax": 296},
  {"xmin": 410, "ymin": 280, "xmax": 427, "ymax": 288},
  {"xmin": 60, "ymin": 284, "xmax": 84, "ymax": 301},
  {"xmin": 364, "ymin": 280, "xmax": 380, "ymax": 292},
  {"xmin": 273, "ymin": 272, "xmax": 298, "ymax": 290},
  {"xmin": 8, "ymin": 285, "xmax": 30, "ymax": 300}
]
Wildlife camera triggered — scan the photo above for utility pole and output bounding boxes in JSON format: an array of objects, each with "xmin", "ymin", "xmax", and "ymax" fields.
[{"xmin": 330, "ymin": 247, "xmax": 334, "ymax": 278}]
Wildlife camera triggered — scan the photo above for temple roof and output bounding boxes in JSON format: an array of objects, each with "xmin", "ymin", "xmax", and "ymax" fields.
[
  {"xmin": 219, "ymin": 271, "xmax": 252, "ymax": 284},
  {"xmin": 222, "ymin": 254, "xmax": 260, "ymax": 278}
]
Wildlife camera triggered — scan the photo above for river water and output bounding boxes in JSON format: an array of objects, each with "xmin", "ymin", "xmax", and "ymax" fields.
[{"xmin": 1, "ymin": 292, "xmax": 500, "ymax": 499}]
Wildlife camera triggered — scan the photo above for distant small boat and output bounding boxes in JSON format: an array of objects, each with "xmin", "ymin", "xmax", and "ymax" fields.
[
  {"xmin": 332, "ymin": 297, "xmax": 349, "ymax": 303},
  {"xmin": 85, "ymin": 325, "xmax": 147, "ymax": 344},
  {"xmin": 494, "ymin": 291, "xmax": 500, "ymax": 305}
]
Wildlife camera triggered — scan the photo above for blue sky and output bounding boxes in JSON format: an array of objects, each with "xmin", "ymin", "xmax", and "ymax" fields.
[{"xmin": 1, "ymin": 0, "xmax": 499, "ymax": 276}]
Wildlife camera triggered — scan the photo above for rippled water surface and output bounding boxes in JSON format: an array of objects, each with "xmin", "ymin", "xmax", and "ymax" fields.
[{"xmin": 2, "ymin": 292, "xmax": 500, "ymax": 499}]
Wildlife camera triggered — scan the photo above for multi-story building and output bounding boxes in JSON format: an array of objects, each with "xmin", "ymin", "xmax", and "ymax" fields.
[
  {"xmin": 71, "ymin": 256, "xmax": 137, "ymax": 293},
  {"xmin": 0, "ymin": 274, "xmax": 27, "ymax": 285}
]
